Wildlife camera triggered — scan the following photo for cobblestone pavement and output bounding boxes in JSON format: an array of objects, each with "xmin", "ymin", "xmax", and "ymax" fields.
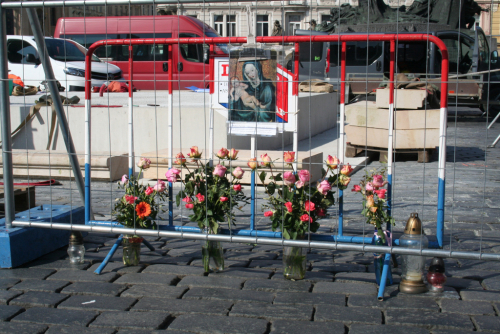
[{"xmin": 0, "ymin": 118, "xmax": 499, "ymax": 333}]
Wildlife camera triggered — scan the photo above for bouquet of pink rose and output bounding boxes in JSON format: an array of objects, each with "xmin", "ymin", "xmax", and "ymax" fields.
[
  {"xmin": 351, "ymin": 167, "xmax": 395, "ymax": 243},
  {"xmin": 114, "ymin": 157, "xmax": 168, "ymax": 229}
]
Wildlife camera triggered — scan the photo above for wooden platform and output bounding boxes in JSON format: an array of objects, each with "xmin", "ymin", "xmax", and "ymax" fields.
[
  {"xmin": 0, "ymin": 186, "xmax": 36, "ymax": 212},
  {"xmin": 346, "ymin": 143, "xmax": 434, "ymax": 163}
]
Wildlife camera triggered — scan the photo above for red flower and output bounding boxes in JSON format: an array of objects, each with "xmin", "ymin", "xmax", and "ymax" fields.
[
  {"xmin": 300, "ymin": 214, "xmax": 312, "ymax": 223},
  {"xmin": 317, "ymin": 208, "xmax": 327, "ymax": 217},
  {"xmin": 233, "ymin": 184, "xmax": 242, "ymax": 192},
  {"xmin": 220, "ymin": 197, "xmax": 229, "ymax": 202},
  {"xmin": 185, "ymin": 203, "xmax": 194, "ymax": 209},
  {"xmin": 264, "ymin": 211, "xmax": 273, "ymax": 217},
  {"xmin": 125, "ymin": 195, "xmax": 137, "ymax": 204},
  {"xmin": 182, "ymin": 196, "xmax": 193, "ymax": 204},
  {"xmin": 285, "ymin": 202, "xmax": 293, "ymax": 213},
  {"xmin": 145, "ymin": 186, "xmax": 154, "ymax": 196},
  {"xmin": 304, "ymin": 200, "xmax": 315, "ymax": 212},
  {"xmin": 196, "ymin": 193, "xmax": 205, "ymax": 203},
  {"xmin": 135, "ymin": 202, "xmax": 151, "ymax": 218}
]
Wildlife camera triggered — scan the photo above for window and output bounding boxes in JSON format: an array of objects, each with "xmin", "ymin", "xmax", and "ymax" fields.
[
  {"xmin": 330, "ymin": 41, "xmax": 383, "ymax": 67},
  {"xmin": 256, "ymin": 15, "xmax": 269, "ymax": 37},
  {"xmin": 321, "ymin": 14, "xmax": 331, "ymax": 25},
  {"xmin": 119, "ymin": 33, "xmax": 172, "ymax": 61},
  {"xmin": 7, "ymin": 39, "xmax": 38, "ymax": 64},
  {"xmin": 214, "ymin": 15, "xmax": 236, "ymax": 37},
  {"xmin": 287, "ymin": 14, "xmax": 301, "ymax": 35},
  {"xmin": 65, "ymin": 34, "xmax": 119, "ymax": 60},
  {"xmin": 299, "ymin": 42, "xmax": 323, "ymax": 62},
  {"xmin": 437, "ymin": 35, "xmax": 473, "ymax": 74},
  {"xmin": 179, "ymin": 33, "xmax": 204, "ymax": 63}
]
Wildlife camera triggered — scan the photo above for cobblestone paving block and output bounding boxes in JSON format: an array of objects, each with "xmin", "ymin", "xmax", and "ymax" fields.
[
  {"xmin": 315, "ymin": 305, "xmax": 381, "ymax": 324},
  {"xmin": 9, "ymin": 279, "xmax": 70, "ymax": 293},
  {"xmin": 46, "ymin": 271, "xmax": 118, "ymax": 283},
  {"xmin": 440, "ymin": 299, "xmax": 496, "ymax": 315},
  {"xmin": 9, "ymin": 291, "xmax": 69, "ymax": 308},
  {"xmin": 445, "ymin": 277, "xmax": 484, "ymax": 290},
  {"xmin": 0, "ymin": 278, "xmax": 20, "ymax": 290},
  {"xmin": 191, "ymin": 259, "xmax": 249, "ymax": 268},
  {"xmin": 89, "ymin": 311, "xmax": 170, "ymax": 330},
  {"xmin": 430, "ymin": 330, "xmax": 476, "ymax": 334},
  {"xmin": 131, "ymin": 297, "xmax": 232, "ymax": 315},
  {"xmin": 83, "ymin": 236, "xmax": 115, "ymax": 245},
  {"xmin": 116, "ymin": 330, "xmax": 152, "ymax": 334},
  {"xmin": 445, "ymin": 268, "xmax": 500, "ymax": 280},
  {"xmin": 221, "ymin": 243, "xmax": 254, "ymax": 252},
  {"xmin": 60, "ymin": 281, "xmax": 128, "ymax": 297},
  {"xmin": 0, "ymin": 268, "xmax": 55, "ymax": 280},
  {"xmin": 27, "ymin": 260, "xmax": 91, "ymax": 271},
  {"xmin": 11, "ymin": 307, "xmax": 98, "ymax": 327},
  {"xmin": 139, "ymin": 255, "xmax": 192, "ymax": 265},
  {"xmin": 472, "ymin": 315, "xmax": 500, "ymax": 333},
  {"xmin": 274, "ymin": 291, "xmax": 345, "ymax": 306},
  {"xmin": 348, "ymin": 294, "xmax": 439, "ymax": 310},
  {"xmin": 458, "ymin": 260, "xmax": 500, "ymax": 272},
  {"xmin": 313, "ymin": 282, "xmax": 377, "ymax": 295},
  {"xmin": 243, "ymin": 278, "xmax": 311, "ymax": 293},
  {"xmin": 0, "ymin": 289, "xmax": 22, "ymax": 304},
  {"xmin": 334, "ymin": 272, "xmax": 387, "ymax": 284},
  {"xmin": 230, "ymin": 303, "xmax": 312, "ymax": 321},
  {"xmin": 46, "ymin": 325, "xmax": 115, "ymax": 334},
  {"xmin": 113, "ymin": 273, "xmax": 177, "ymax": 285},
  {"xmin": 183, "ymin": 287, "xmax": 274, "ymax": 304},
  {"xmin": 390, "ymin": 287, "xmax": 460, "ymax": 300},
  {"xmin": 166, "ymin": 249, "xmax": 203, "ymax": 258},
  {"xmin": 250, "ymin": 245, "xmax": 284, "ymax": 253},
  {"xmin": 272, "ymin": 271, "xmax": 333, "ymax": 282},
  {"xmin": 225, "ymin": 252, "xmax": 278, "ymax": 261},
  {"xmin": 142, "ymin": 264, "xmax": 205, "ymax": 276},
  {"xmin": 167, "ymin": 314, "xmax": 268, "ymax": 334},
  {"xmin": 460, "ymin": 290, "xmax": 500, "ymax": 302},
  {"xmin": 0, "ymin": 322, "xmax": 47, "ymax": 334},
  {"xmin": 385, "ymin": 309, "xmax": 474, "ymax": 330},
  {"xmin": 57, "ymin": 294, "xmax": 137, "ymax": 311},
  {"xmin": 177, "ymin": 275, "xmax": 244, "ymax": 290},
  {"xmin": 270, "ymin": 319, "xmax": 345, "ymax": 334},
  {"xmin": 0, "ymin": 304, "xmax": 24, "ymax": 321},
  {"xmin": 247, "ymin": 260, "xmax": 283, "ymax": 270},
  {"xmin": 161, "ymin": 240, "xmax": 199, "ymax": 250},
  {"xmin": 120, "ymin": 285, "xmax": 187, "ymax": 299},
  {"xmin": 207, "ymin": 268, "xmax": 273, "ymax": 280},
  {"xmin": 312, "ymin": 263, "xmax": 366, "ymax": 273},
  {"xmin": 87, "ymin": 262, "xmax": 145, "ymax": 274},
  {"xmin": 348, "ymin": 324, "xmax": 430, "ymax": 334},
  {"xmin": 482, "ymin": 277, "xmax": 500, "ymax": 290}
]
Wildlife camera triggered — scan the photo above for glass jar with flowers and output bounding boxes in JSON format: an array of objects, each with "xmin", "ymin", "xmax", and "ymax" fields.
[
  {"xmin": 113, "ymin": 158, "xmax": 168, "ymax": 266},
  {"xmin": 259, "ymin": 153, "xmax": 350, "ymax": 280},
  {"xmin": 351, "ymin": 166, "xmax": 395, "ymax": 286},
  {"xmin": 173, "ymin": 147, "xmax": 249, "ymax": 273}
]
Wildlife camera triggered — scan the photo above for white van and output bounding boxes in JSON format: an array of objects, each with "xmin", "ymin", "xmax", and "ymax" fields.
[{"xmin": 6, "ymin": 36, "xmax": 122, "ymax": 91}]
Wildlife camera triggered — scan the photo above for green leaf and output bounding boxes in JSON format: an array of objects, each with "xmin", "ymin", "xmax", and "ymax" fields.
[
  {"xmin": 259, "ymin": 171, "xmax": 267, "ymax": 183},
  {"xmin": 176, "ymin": 193, "xmax": 181, "ymax": 207},
  {"xmin": 267, "ymin": 182, "xmax": 276, "ymax": 195},
  {"xmin": 283, "ymin": 229, "xmax": 290, "ymax": 240},
  {"xmin": 274, "ymin": 173, "xmax": 283, "ymax": 182}
]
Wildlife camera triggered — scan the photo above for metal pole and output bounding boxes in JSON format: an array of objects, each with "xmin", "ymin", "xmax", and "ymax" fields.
[
  {"xmin": 338, "ymin": 41, "xmax": 346, "ymax": 236},
  {"xmin": 26, "ymin": 8, "xmax": 87, "ymax": 208},
  {"xmin": 0, "ymin": 0, "xmax": 15, "ymax": 228},
  {"xmin": 387, "ymin": 40, "xmax": 395, "ymax": 220},
  {"xmin": 128, "ymin": 46, "xmax": 134, "ymax": 177}
]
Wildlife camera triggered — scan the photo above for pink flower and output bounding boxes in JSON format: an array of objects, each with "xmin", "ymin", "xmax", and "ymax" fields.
[
  {"xmin": 352, "ymin": 185, "xmax": 362, "ymax": 192},
  {"xmin": 341, "ymin": 163, "xmax": 353, "ymax": 176},
  {"xmin": 213, "ymin": 164, "xmax": 227, "ymax": 177},
  {"xmin": 121, "ymin": 174, "xmax": 128, "ymax": 184},
  {"xmin": 296, "ymin": 181, "xmax": 304, "ymax": 189},
  {"xmin": 216, "ymin": 147, "xmax": 229, "ymax": 159},
  {"xmin": 372, "ymin": 175, "xmax": 384, "ymax": 188},
  {"xmin": 317, "ymin": 180, "xmax": 331, "ymax": 195},
  {"xmin": 374, "ymin": 189, "xmax": 387, "ymax": 199},
  {"xmin": 228, "ymin": 148, "xmax": 239, "ymax": 160},
  {"xmin": 187, "ymin": 146, "xmax": 202, "ymax": 160},
  {"xmin": 153, "ymin": 180, "xmax": 166, "ymax": 193},
  {"xmin": 327, "ymin": 155, "xmax": 340, "ymax": 170},
  {"xmin": 300, "ymin": 214, "xmax": 312, "ymax": 223},
  {"xmin": 185, "ymin": 203, "xmax": 194, "ymax": 209},
  {"xmin": 174, "ymin": 152, "xmax": 186, "ymax": 166},
  {"xmin": 304, "ymin": 200, "xmax": 316, "ymax": 212},
  {"xmin": 233, "ymin": 184, "xmax": 242, "ymax": 192},
  {"xmin": 145, "ymin": 186, "xmax": 154, "ymax": 196},
  {"xmin": 298, "ymin": 170, "xmax": 310, "ymax": 183},
  {"xmin": 137, "ymin": 158, "xmax": 151, "ymax": 170},
  {"xmin": 283, "ymin": 171, "xmax": 296, "ymax": 186},
  {"xmin": 285, "ymin": 202, "xmax": 293, "ymax": 213},
  {"xmin": 165, "ymin": 168, "xmax": 181, "ymax": 182},
  {"xmin": 232, "ymin": 167, "xmax": 244, "ymax": 179},
  {"xmin": 247, "ymin": 158, "xmax": 258, "ymax": 170},
  {"xmin": 339, "ymin": 175, "xmax": 351, "ymax": 187},
  {"xmin": 196, "ymin": 193, "xmax": 205, "ymax": 203},
  {"xmin": 264, "ymin": 211, "xmax": 273, "ymax": 217},
  {"xmin": 366, "ymin": 195, "xmax": 375, "ymax": 208},
  {"xmin": 125, "ymin": 195, "xmax": 137, "ymax": 204},
  {"xmin": 260, "ymin": 153, "xmax": 272, "ymax": 168},
  {"xmin": 366, "ymin": 182, "xmax": 374, "ymax": 192},
  {"xmin": 317, "ymin": 208, "xmax": 327, "ymax": 217},
  {"xmin": 182, "ymin": 196, "xmax": 193, "ymax": 204},
  {"xmin": 220, "ymin": 197, "xmax": 229, "ymax": 202},
  {"xmin": 283, "ymin": 151, "xmax": 295, "ymax": 165}
]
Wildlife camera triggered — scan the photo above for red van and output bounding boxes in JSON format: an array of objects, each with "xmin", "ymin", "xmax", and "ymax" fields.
[{"xmin": 54, "ymin": 15, "xmax": 227, "ymax": 90}]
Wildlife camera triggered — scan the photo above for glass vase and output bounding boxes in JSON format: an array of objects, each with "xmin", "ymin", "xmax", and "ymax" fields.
[
  {"xmin": 372, "ymin": 229, "xmax": 393, "ymax": 286},
  {"xmin": 123, "ymin": 235, "xmax": 143, "ymax": 266},
  {"xmin": 282, "ymin": 246, "xmax": 307, "ymax": 280},
  {"xmin": 201, "ymin": 240, "xmax": 225, "ymax": 273}
]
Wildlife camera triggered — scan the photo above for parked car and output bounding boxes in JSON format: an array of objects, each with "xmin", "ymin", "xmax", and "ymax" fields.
[
  {"xmin": 54, "ymin": 15, "xmax": 228, "ymax": 90},
  {"xmin": 6, "ymin": 35, "xmax": 122, "ymax": 92}
]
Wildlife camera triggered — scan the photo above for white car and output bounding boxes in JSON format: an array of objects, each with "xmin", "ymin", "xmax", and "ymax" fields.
[{"xmin": 7, "ymin": 35, "xmax": 122, "ymax": 91}]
